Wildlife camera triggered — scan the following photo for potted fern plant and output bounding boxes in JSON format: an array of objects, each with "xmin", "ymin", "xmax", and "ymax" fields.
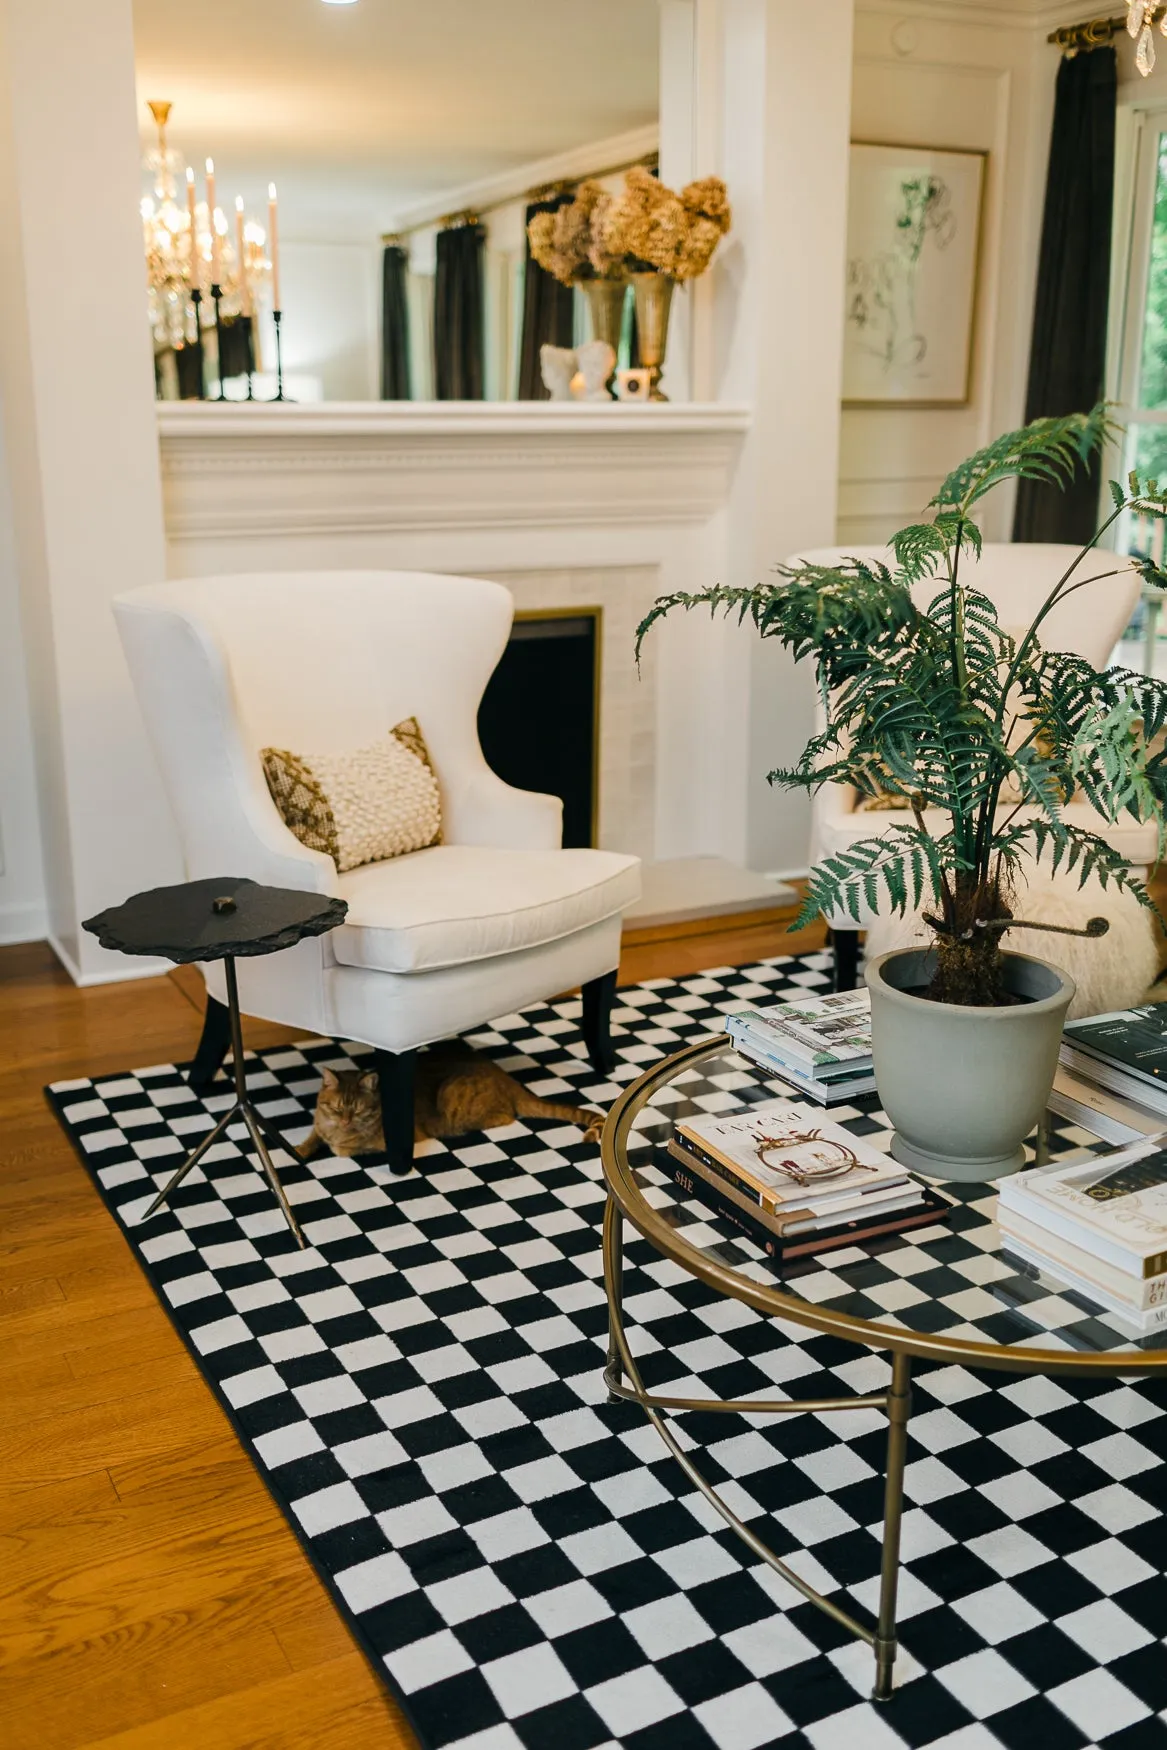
[{"xmin": 636, "ymin": 408, "xmax": 1167, "ymax": 1179}]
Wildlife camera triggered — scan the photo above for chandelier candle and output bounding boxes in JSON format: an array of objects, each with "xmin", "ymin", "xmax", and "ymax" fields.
[
  {"xmin": 234, "ymin": 198, "xmax": 250, "ymax": 314},
  {"xmin": 184, "ymin": 167, "xmax": 199, "ymax": 286}
]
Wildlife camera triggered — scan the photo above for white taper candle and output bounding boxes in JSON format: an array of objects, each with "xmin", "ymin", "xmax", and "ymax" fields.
[{"xmin": 267, "ymin": 182, "xmax": 280, "ymax": 311}]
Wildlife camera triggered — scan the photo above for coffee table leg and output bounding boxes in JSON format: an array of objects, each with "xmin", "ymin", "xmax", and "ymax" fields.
[
  {"xmin": 873, "ymin": 1349, "xmax": 912, "ymax": 1701},
  {"xmin": 604, "ymin": 1194, "xmax": 624, "ymax": 1404}
]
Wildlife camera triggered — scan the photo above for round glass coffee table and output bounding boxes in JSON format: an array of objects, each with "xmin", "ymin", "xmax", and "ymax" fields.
[{"xmin": 600, "ymin": 1034, "xmax": 1167, "ymax": 1704}]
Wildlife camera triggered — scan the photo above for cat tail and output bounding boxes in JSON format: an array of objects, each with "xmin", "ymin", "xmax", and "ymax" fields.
[{"xmin": 512, "ymin": 1089, "xmax": 604, "ymax": 1143}]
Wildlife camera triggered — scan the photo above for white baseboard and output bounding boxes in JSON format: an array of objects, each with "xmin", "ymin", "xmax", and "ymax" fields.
[
  {"xmin": 763, "ymin": 868, "xmax": 808, "ymax": 885},
  {"xmin": 0, "ymin": 900, "xmax": 48, "ymax": 945},
  {"xmin": 47, "ymin": 933, "xmax": 172, "ymax": 987}
]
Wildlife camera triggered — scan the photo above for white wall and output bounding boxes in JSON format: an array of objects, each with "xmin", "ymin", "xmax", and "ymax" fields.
[
  {"xmin": 841, "ymin": 6, "xmax": 1055, "ymax": 546},
  {"xmin": 0, "ymin": 408, "xmax": 45, "ymax": 943},
  {"xmin": 0, "ymin": 0, "xmax": 180, "ymax": 979}
]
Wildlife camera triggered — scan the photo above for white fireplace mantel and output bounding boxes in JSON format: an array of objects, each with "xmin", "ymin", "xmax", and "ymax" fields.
[{"xmin": 156, "ymin": 401, "xmax": 750, "ymax": 542}]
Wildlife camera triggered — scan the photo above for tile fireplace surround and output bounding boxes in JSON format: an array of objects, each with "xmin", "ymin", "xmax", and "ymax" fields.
[{"xmin": 156, "ymin": 402, "xmax": 752, "ymax": 873}]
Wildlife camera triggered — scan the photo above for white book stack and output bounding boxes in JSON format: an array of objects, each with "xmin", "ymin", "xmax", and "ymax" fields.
[{"xmin": 997, "ymin": 1136, "xmax": 1167, "ymax": 1334}]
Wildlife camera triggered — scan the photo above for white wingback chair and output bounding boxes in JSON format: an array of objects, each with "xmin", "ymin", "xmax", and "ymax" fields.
[
  {"xmin": 114, "ymin": 571, "xmax": 641, "ymax": 1170},
  {"xmin": 794, "ymin": 544, "xmax": 1153, "ymax": 989}
]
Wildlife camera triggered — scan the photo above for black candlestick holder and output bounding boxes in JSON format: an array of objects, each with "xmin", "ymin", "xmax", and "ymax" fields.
[
  {"xmin": 190, "ymin": 287, "xmax": 205, "ymax": 400},
  {"xmin": 243, "ymin": 312, "xmax": 255, "ymax": 400},
  {"xmin": 269, "ymin": 307, "xmax": 294, "ymax": 402},
  {"xmin": 209, "ymin": 281, "xmax": 226, "ymax": 400}
]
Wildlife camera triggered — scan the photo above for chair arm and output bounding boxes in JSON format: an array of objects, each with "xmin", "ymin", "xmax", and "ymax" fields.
[{"xmin": 443, "ymin": 763, "xmax": 563, "ymax": 851}]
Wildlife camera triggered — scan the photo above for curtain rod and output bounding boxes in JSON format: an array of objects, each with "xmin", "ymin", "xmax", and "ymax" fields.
[
  {"xmin": 381, "ymin": 148, "xmax": 659, "ymax": 245},
  {"xmin": 1048, "ymin": 7, "xmax": 1164, "ymax": 52}
]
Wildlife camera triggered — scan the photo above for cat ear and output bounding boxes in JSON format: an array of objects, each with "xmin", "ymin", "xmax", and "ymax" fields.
[
  {"xmin": 358, "ymin": 1070, "xmax": 379, "ymax": 1094},
  {"xmin": 320, "ymin": 1066, "xmax": 339, "ymax": 1090}
]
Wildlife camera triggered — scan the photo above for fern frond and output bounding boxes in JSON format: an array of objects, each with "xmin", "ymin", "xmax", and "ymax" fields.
[{"xmin": 932, "ymin": 406, "xmax": 1116, "ymax": 516}]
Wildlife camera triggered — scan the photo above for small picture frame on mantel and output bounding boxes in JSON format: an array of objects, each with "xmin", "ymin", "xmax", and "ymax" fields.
[{"xmin": 842, "ymin": 140, "xmax": 987, "ymax": 408}]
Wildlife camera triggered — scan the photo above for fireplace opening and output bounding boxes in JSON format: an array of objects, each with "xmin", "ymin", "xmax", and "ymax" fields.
[{"xmin": 477, "ymin": 609, "xmax": 600, "ymax": 849}]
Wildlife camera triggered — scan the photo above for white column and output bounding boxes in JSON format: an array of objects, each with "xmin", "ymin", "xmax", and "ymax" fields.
[
  {"xmin": 0, "ymin": 0, "xmax": 180, "ymax": 981},
  {"xmin": 659, "ymin": 0, "xmax": 854, "ymax": 873}
]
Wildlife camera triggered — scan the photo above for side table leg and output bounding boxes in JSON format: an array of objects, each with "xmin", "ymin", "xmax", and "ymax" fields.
[
  {"xmin": 243, "ymin": 1105, "xmax": 305, "ymax": 1248},
  {"xmin": 873, "ymin": 1350, "xmax": 912, "ymax": 1702},
  {"xmin": 604, "ymin": 1194, "xmax": 625, "ymax": 1404},
  {"xmin": 142, "ymin": 1102, "xmax": 238, "ymax": 1220}
]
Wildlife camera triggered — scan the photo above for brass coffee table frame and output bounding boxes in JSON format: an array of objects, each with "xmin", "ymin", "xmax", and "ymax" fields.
[{"xmin": 600, "ymin": 1034, "xmax": 1167, "ymax": 1704}]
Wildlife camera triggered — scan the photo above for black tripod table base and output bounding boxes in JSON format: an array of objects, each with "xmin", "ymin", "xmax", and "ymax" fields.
[
  {"xmin": 141, "ymin": 952, "xmax": 307, "ymax": 1246},
  {"xmin": 141, "ymin": 1094, "xmax": 306, "ymax": 1247}
]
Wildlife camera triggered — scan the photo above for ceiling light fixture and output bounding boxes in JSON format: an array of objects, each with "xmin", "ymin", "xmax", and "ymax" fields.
[{"xmin": 321, "ymin": 1, "xmax": 360, "ymax": 7}]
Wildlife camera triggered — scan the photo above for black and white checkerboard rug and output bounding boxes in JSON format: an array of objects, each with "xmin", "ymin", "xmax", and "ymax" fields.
[{"xmin": 47, "ymin": 951, "xmax": 1167, "ymax": 1750}]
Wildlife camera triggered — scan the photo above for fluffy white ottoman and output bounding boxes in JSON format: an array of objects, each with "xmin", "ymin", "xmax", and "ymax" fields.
[{"xmin": 863, "ymin": 861, "xmax": 1161, "ymax": 1020}]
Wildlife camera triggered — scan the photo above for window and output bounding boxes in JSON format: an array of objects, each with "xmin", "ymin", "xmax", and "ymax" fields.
[{"xmin": 1112, "ymin": 109, "xmax": 1167, "ymax": 672}]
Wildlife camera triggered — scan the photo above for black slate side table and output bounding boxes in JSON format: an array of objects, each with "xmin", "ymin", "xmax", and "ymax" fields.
[{"xmin": 84, "ymin": 877, "xmax": 347, "ymax": 1247}]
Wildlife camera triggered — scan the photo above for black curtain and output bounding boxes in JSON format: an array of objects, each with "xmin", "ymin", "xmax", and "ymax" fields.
[
  {"xmin": 517, "ymin": 194, "xmax": 575, "ymax": 399},
  {"xmin": 380, "ymin": 243, "xmax": 411, "ymax": 399},
  {"xmin": 217, "ymin": 314, "xmax": 254, "ymax": 383},
  {"xmin": 434, "ymin": 222, "xmax": 486, "ymax": 400},
  {"xmin": 1013, "ymin": 47, "xmax": 1117, "ymax": 544}
]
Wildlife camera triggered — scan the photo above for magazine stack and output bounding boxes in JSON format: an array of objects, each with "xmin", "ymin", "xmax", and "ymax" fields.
[
  {"xmin": 726, "ymin": 988, "xmax": 877, "ymax": 1104},
  {"xmin": 1061, "ymin": 1004, "xmax": 1167, "ymax": 1108}
]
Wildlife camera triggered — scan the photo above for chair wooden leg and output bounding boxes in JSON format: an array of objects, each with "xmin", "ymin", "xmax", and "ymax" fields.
[
  {"xmin": 581, "ymin": 970, "xmax": 618, "ymax": 1076},
  {"xmin": 373, "ymin": 1048, "xmax": 416, "ymax": 1176},
  {"xmin": 832, "ymin": 928, "xmax": 861, "ymax": 993},
  {"xmin": 188, "ymin": 993, "xmax": 231, "ymax": 1095}
]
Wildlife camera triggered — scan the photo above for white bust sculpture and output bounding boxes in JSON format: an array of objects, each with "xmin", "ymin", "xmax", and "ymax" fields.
[
  {"xmin": 539, "ymin": 344, "xmax": 577, "ymax": 401},
  {"xmin": 573, "ymin": 340, "xmax": 615, "ymax": 401}
]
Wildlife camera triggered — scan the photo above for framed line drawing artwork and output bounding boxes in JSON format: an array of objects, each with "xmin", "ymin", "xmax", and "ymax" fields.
[{"xmin": 843, "ymin": 142, "xmax": 987, "ymax": 407}]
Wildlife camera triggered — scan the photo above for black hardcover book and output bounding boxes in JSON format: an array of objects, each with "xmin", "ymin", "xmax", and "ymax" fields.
[{"xmin": 1065, "ymin": 1004, "xmax": 1167, "ymax": 1088}]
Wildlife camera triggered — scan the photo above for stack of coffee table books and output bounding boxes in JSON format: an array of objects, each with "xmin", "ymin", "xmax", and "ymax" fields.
[
  {"xmin": 726, "ymin": 988, "xmax": 877, "ymax": 1103},
  {"xmin": 1052, "ymin": 1003, "xmax": 1167, "ymax": 1141},
  {"xmin": 998, "ymin": 1135, "xmax": 1167, "ymax": 1334},
  {"xmin": 664, "ymin": 1097, "xmax": 950, "ymax": 1265}
]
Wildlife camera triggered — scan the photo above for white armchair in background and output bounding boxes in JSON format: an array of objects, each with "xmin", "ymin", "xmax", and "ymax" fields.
[
  {"xmin": 793, "ymin": 544, "xmax": 1152, "ymax": 990},
  {"xmin": 114, "ymin": 570, "xmax": 641, "ymax": 1172}
]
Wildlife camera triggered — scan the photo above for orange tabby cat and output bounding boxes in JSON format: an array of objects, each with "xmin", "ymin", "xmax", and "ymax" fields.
[{"xmin": 297, "ymin": 1043, "xmax": 603, "ymax": 1160}]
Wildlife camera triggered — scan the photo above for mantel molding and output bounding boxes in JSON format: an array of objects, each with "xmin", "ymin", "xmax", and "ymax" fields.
[{"xmin": 157, "ymin": 402, "xmax": 751, "ymax": 541}]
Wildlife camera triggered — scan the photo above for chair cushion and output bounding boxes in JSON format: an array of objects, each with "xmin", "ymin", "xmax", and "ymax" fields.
[
  {"xmin": 818, "ymin": 798, "xmax": 1160, "ymax": 867},
  {"xmin": 332, "ymin": 844, "xmax": 642, "ymax": 974}
]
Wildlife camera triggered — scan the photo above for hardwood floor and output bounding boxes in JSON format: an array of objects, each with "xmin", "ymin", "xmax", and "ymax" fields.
[{"xmin": 0, "ymin": 906, "xmax": 823, "ymax": 1750}]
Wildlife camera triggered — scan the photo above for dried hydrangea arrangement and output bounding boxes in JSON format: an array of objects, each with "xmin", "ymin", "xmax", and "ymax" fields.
[{"xmin": 528, "ymin": 168, "xmax": 731, "ymax": 286}]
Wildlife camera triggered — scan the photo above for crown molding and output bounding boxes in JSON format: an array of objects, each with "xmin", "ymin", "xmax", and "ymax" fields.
[
  {"xmin": 857, "ymin": 0, "xmax": 1060, "ymax": 28},
  {"xmin": 384, "ymin": 123, "xmax": 661, "ymax": 237}
]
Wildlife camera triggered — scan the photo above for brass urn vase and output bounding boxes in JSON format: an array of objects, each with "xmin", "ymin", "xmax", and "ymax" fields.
[
  {"xmin": 630, "ymin": 272, "xmax": 675, "ymax": 401},
  {"xmin": 584, "ymin": 277, "xmax": 629, "ymax": 354}
]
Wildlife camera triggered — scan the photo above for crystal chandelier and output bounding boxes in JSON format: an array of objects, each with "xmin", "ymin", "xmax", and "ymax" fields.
[
  {"xmin": 140, "ymin": 101, "xmax": 272, "ymax": 387},
  {"xmin": 1128, "ymin": 0, "xmax": 1167, "ymax": 76}
]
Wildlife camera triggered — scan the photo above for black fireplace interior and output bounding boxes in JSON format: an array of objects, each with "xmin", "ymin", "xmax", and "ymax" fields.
[{"xmin": 477, "ymin": 613, "xmax": 598, "ymax": 849}]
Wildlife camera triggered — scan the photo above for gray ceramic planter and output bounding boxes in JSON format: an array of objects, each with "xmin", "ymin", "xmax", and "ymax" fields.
[{"xmin": 865, "ymin": 947, "xmax": 1076, "ymax": 1181}]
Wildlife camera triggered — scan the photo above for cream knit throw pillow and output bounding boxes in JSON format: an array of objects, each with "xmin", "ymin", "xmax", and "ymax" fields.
[{"xmin": 261, "ymin": 717, "xmax": 442, "ymax": 872}]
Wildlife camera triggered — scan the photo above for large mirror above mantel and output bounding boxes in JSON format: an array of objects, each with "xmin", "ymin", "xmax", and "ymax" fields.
[{"xmin": 132, "ymin": 0, "xmax": 700, "ymax": 404}]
